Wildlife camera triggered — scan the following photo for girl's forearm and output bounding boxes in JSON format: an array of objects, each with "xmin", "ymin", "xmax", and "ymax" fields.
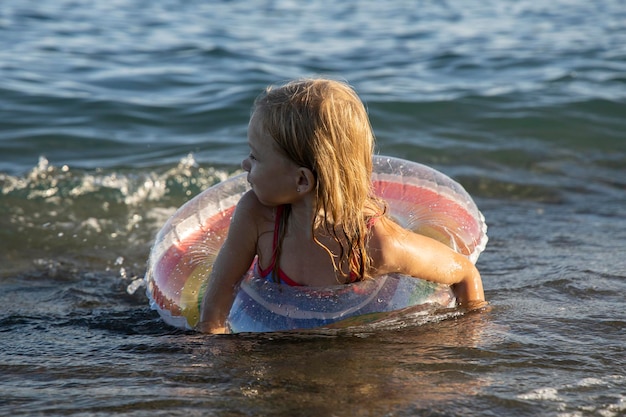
[{"xmin": 199, "ymin": 277, "xmax": 237, "ymax": 334}]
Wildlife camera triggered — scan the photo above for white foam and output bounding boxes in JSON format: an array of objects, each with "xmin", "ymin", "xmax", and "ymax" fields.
[{"xmin": 518, "ymin": 387, "xmax": 561, "ymax": 401}]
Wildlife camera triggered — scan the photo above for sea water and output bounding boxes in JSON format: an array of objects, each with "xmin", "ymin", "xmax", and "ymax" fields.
[{"xmin": 1, "ymin": 1, "xmax": 625, "ymax": 415}]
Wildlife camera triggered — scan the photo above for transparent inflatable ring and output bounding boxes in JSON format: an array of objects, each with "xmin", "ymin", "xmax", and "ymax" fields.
[{"xmin": 145, "ymin": 156, "xmax": 488, "ymax": 333}]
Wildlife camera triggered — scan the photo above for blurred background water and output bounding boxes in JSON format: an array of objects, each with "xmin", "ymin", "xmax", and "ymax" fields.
[{"xmin": 1, "ymin": 0, "xmax": 625, "ymax": 416}]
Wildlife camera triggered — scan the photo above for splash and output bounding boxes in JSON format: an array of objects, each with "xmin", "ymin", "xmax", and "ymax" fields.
[
  {"xmin": 0, "ymin": 154, "xmax": 238, "ymax": 278},
  {"xmin": 1, "ymin": 154, "xmax": 233, "ymax": 204}
]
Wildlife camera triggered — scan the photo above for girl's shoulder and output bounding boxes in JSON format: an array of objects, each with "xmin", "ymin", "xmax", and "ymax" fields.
[
  {"xmin": 366, "ymin": 215, "xmax": 408, "ymax": 267},
  {"xmin": 234, "ymin": 190, "xmax": 276, "ymax": 228},
  {"xmin": 367, "ymin": 215, "xmax": 400, "ymax": 241}
]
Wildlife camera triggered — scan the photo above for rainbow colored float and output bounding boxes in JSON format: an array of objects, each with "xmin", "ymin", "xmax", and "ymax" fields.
[{"xmin": 145, "ymin": 156, "xmax": 487, "ymax": 333}]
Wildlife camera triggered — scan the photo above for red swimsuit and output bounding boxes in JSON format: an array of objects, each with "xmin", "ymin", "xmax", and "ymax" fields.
[{"xmin": 255, "ymin": 205, "xmax": 378, "ymax": 286}]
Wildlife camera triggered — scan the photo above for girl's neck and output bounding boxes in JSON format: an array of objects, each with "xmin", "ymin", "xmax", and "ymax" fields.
[{"xmin": 284, "ymin": 196, "xmax": 318, "ymax": 240}]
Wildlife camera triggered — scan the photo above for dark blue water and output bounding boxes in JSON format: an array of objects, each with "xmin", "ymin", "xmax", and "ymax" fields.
[{"xmin": 1, "ymin": 1, "xmax": 625, "ymax": 415}]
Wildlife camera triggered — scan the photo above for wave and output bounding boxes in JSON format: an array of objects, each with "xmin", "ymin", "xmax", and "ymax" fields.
[{"xmin": 0, "ymin": 154, "xmax": 239, "ymax": 279}]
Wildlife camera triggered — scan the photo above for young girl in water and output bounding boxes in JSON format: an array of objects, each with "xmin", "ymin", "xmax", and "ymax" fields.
[{"xmin": 200, "ymin": 78, "xmax": 485, "ymax": 333}]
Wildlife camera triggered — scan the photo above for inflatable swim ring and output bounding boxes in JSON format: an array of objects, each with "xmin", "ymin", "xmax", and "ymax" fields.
[{"xmin": 145, "ymin": 156, "xmax": 488, "ymax": 333}]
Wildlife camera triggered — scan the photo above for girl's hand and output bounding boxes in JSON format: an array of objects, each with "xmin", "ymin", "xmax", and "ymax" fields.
[
  {"xmin": 452, "ymin": 270, "xmax": 487, "ymax": 310},
  {"xmin": 197, "ymin": 321, "xmax": 230, "ymax": 334}
]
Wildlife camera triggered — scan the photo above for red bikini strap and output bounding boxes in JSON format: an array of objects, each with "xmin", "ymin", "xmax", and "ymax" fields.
[
  {"xmin": 261, "ymin": 204, "xmax": 284, "ymax": 273},
  {"xmin": 272, "ymin": 205, "xmax": 284, "ymax": 252}
]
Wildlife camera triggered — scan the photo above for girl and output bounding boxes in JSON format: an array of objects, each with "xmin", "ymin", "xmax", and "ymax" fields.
[{"xmin": 199, "ymin": 78, "xmax": 485, "ymax": 334}]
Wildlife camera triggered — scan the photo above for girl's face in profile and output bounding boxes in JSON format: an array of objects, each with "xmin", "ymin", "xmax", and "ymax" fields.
[{"xmin": 242, "ymin": 112, "xmax": 300, "ymax": 207}]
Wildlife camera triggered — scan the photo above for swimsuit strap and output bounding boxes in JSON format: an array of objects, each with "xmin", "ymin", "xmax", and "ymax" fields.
[
  {"xmin": 259, "ymin": 204, "xmax": 284, "ymax": 275},
  {"xmin": 257, "ymin": 205, "xmax": 303, "ymax": 286},
  {"xmin": 271, "ymin": 204, "xmax": 284, "ymax": 254}
]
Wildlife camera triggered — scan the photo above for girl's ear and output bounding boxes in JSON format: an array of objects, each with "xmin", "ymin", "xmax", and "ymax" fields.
[{"xmin": 296, "ymin": 167, "xmax": 316, "ymax": 193}]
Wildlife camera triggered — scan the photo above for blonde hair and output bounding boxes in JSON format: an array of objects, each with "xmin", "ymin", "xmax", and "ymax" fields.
[{"xmin": 253, "ymin": 78, "xmax": 384, "ymax": 282}]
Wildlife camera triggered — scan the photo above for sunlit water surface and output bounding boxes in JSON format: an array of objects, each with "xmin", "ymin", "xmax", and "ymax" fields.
[{"xmin": 1, "ymin": 1, "xmax": 625, "ymax": 416}]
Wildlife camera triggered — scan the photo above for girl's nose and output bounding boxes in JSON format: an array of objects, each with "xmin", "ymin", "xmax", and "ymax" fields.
[{"xmin": 241, "ymin": 157, "xmax": 251, "ymax": 172}]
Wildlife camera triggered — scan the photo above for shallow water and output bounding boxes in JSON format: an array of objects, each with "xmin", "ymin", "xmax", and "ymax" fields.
[{"xmin": 1, "ymin": 0, "xmax": 625, "ymax": 416}]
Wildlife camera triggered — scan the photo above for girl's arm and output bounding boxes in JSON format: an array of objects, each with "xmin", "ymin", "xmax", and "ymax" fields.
[
  {"xmin": 370, "ymin": 218, "xmax": 486, "ymax": 309},
  {"xmin": 198, "ymin": 191, "xmax": 260, "ymax": 333}
]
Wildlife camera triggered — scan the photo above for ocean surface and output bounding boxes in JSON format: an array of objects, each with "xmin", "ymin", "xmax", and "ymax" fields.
[{"xmin": 1, "ymin": 0, "xmax": 625, "ymax": 415}]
